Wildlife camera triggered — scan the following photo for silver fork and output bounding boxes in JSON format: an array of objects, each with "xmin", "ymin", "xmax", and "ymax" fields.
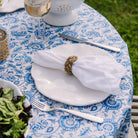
[{"xmin": 32, "ymin": 99, "xmax": 104, "ymax": 123}]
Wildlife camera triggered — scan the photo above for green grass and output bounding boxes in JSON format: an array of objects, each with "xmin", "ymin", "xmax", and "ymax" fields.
[{"xmin": 84, "ymin": 0, "xmax": 138, "ymax": 95}]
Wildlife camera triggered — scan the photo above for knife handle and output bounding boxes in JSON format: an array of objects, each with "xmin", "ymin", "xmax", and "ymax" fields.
[
  {"xmin": 86, "ymin": 40, "xmax": 120, "ymax": 52},
  {"xmin": 59, "ymin": 33, "xmax": 120, "ymax": 52}
]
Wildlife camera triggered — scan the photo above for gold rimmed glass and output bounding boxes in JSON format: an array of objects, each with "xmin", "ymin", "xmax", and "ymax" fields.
[{"xmin": 24, "ymin": 0, "xmax": 51, "ymax": 40}]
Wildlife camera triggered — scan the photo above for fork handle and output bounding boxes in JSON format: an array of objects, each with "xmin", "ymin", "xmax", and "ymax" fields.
[{"xmin": 56, "ymin": 108, "xmax": 103, "ymax": 123}]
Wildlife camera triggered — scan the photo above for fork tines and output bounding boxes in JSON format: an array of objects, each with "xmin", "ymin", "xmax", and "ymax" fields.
[{"xmin": 32, "ymin": 99, "xmax": 45, "ymax": 108}]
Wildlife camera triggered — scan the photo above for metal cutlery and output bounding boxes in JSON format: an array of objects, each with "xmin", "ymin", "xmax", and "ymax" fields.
[
  {"xmin": 59, "ymin": 33, "xmax": 120, "ymax": 52},
  {"xmin": 32, "ymin": 99, "xmax": 104, "ymax": 123}
]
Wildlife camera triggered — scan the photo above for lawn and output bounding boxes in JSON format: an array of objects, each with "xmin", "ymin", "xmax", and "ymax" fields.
[{"xmin": 84, "ymin": 0, "xmax": 138, "ymax": 95}]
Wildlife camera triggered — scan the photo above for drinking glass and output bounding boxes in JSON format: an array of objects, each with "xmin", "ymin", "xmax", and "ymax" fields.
[{"xmin": 24, "ymin": 0, "xmax": 51, "ymax": 40}]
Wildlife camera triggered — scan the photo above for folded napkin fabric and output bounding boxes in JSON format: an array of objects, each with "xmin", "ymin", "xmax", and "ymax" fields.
[{"xmin": 32, "ymin": 50, "xmax": 126, "ymax": 95}]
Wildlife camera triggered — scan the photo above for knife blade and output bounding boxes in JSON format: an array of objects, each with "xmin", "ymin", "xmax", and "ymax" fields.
[{"xmin": 59, "ymin": 33, "xmax": 120, "ymax": 52}]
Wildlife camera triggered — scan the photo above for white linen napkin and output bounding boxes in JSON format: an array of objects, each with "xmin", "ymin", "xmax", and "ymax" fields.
[
  {"xmin": 0, "ymin": 0, "xmax": 24, "ymax": 13},
  {"xmin": 32, "ymin": 50, "xmax": 126, "ymax": 95}
]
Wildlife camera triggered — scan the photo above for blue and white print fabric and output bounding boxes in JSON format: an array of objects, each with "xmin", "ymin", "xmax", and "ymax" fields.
[{"xmin": 0, "ymin": 3, "xmax": 133, "ymax": 138}]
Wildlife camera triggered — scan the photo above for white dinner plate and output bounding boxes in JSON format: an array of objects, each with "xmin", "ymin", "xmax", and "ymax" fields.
[
  {"xmin": 0, "ymin": 0, "xmax": 24, "ymax": 13},
  {"xmin": 31, "ymin": 44, "xmax": 111, "ymax": 106}
]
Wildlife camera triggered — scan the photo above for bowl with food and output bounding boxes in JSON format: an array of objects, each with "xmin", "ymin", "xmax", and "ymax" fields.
[
  {"xmin": 43, "ymin": 0, "xmax": 84, "ymax": 26},
  {"xmin": 0, "ymin": 78, "xmax": 32, "ymax": 138}
]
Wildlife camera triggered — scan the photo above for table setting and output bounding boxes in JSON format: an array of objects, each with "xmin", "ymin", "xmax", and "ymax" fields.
[{"xmin": 0, "ymin": 0, "xmax": 133, "ymax": 138}]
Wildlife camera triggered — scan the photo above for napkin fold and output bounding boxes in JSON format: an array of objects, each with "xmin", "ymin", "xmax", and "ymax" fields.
[
  {"xmin": 0, "ymin": 0, "xmax": 24, "ymax": 13},
  {"xmin": 32, "ymin": 50, "xmax": 126, "ymax": 95}
]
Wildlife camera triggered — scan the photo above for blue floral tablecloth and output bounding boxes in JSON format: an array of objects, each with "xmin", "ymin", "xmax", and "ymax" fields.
[{"xmin": 0, "ymin": 3, "xmax": 133, "ymax": 138}]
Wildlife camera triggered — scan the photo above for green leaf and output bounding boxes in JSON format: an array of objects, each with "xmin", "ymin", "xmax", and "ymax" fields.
[
  {"xmin": 15, "ymin": 92, "xmax": 26, "ymax": 110},
  {"xmin": 3, "ymin": 98, "xmax": 17, "ymax": 112},
  {"xmin": 2, "ymin": 88, "xmax": 14, "ymax": 100},
  {"xmin": 3, "ymin": 119, "xmax": 27, "ymax": 138},
  {"xmin": 0, "ymin": 90, "xmax": 30, "ymax": 138},
  {"xmin": 0, "ymin": 98, "xmax": 16, "ymax": 117},
  {"xmin": 0, "ymin": 103, "xmax": 14, "ymax": 118}
]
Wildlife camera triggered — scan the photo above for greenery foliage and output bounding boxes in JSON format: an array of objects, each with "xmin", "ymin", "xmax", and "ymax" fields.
[{"xmin": 84, "ymin": 0, "xmax": 138, "ymax": 95}]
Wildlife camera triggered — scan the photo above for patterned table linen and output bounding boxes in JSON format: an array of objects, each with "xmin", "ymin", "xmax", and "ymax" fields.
[{"xmin": 0, "ymin": 3, "xmax": 133, "ymax": 138}]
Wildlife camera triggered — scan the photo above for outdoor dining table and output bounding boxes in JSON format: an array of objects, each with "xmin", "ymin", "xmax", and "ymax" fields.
[{"xmin": 0, "ymin": 3, "xmax": 133, "ymax": 138}]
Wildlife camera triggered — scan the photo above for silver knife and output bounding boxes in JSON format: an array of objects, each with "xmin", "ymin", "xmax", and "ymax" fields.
[{"xmin": 59, "ymin": 33, "xmax": 120, "ymax": 52}]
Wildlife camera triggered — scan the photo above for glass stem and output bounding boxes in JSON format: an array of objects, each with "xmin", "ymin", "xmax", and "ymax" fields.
[
  {"xmin": 38, "ymin": 18, "xmax": 41, "ymax": 39},
  {"xmin": 36, "ymin": 18, "xmax": 45, "ymax": 40}
]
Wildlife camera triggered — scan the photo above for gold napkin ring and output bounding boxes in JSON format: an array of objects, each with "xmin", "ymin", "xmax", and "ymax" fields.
[
  {"xmin": 64, "ymin": 56, "xmax": 78, "ymax": 75},
  {"xmin": 0, "ymin": 29, "xmax": 9, "ymax": 62}
]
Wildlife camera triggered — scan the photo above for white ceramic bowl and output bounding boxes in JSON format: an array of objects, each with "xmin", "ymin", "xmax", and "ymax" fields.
[
  {"xmin": 0, "ymin": 78, "xmax": 30, "ymax": 107},
  {"xmin": 43, "ymin": 0, "xmax": 84, "ymax": 26}
]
